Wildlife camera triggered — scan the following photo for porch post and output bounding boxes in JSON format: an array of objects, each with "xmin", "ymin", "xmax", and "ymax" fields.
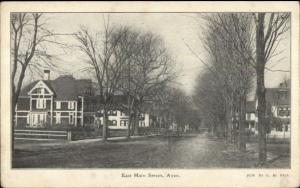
[
  {"xmin": 29, "ymin": 97, "xmax": 32, "ymax": 127},
  {"xmin": 75, "ymin": 100, "xmax": 78, "ymax": 127},
  {"xmin": 50, "ymin": 96, "xmax": 53, "ymax": 126},
  {"xmin": 81, "ymin": 96, "xmax": 84, "ymax": 126}
]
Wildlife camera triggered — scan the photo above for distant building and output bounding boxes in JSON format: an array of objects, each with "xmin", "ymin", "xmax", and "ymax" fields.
[
  {"xmin": 265, "ymin": 81, "xmax": 291, "ymax": 133},
  {"xmin": 250, "ymin": 80, "xmax": 291, "ymax": 136},
  {"xmin": 246, "ymin": 101, "xmax": 256, "ymax": 132},
  {"xmin": 15, "ymin": 70, "xmax": 154, "ymax": 129}
]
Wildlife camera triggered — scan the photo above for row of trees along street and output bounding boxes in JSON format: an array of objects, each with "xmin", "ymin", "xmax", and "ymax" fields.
[
  {"xmin": 11, "ymin": 12, "xmax": 290, "ymax": 164},
  {"xmin": 74, "ymin": 18, "xmax": 183, "ymax": 140},
  {"xmin": 192, "ymin": 13, "xmax": 290, "ymax": 163},
  {"xmin": 11, "ymin": 14, "xmax": 199, "ymax": 149}
]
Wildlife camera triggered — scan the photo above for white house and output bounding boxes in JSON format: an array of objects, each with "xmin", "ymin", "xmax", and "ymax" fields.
[
  {"xmin": 15, "ymin": 70, "xmax": 156, "ymax": 131},
  {"xmin": 15, "ymin": 70, "xmax": 93, "ymax": 128},
  {"xmin": 94, "ymin": 110, "xmax": 152, "ymax": 129}
]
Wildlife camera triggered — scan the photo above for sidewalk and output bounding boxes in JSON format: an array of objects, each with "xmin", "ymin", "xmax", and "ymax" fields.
[
  {"xmin": 71, "ymin": 135, "xmax": 154, "ymax": 143},
  {"xmin": 14, "ymin": 134, "xmax": 158, "ymax": 152}
]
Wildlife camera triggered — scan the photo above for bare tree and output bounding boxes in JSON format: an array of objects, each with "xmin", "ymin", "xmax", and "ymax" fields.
[
  {"xmin": 75, "ymin": 19, "xmax": 138, "ymax": 140},
  {"xmin": 151, "ymin": 84, "xmax": 176, "ymax": 130},
  {"xmin": 213, "ymin": 13, "xmax": 254, "ymax": 150},
  {"xmin": 254, "ymin": 13, "xmax": 290, "ymax": 162},
  {"xmin": 11, "ymin": 13, "xmax": 61, "ymax": 151},
  {"xmin": 197, "ymin": 13, "xmax": 289, "ymax": 161},
  {"xmin": 150, "ymin": 85, "xmax": 191, "ymax": 134},
  {"xmin": 192, "ymin": 13, "xmax": 255, "ymax": 151},
  {"xmin": 193, "ymin": 71, "xmax": 228, "ymax": 137},
  {"xmin": 120, "ymin": 32, "xmax": 176, "ymax": 136},
  {"xmin": 112, "ymin": 26, "xmax": 140, "ymax": 139}
]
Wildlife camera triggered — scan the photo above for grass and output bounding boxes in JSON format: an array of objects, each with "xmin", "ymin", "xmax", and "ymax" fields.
[{"xmin": 12, "ymin": 134, "xmax": 290, "ymax": 168}]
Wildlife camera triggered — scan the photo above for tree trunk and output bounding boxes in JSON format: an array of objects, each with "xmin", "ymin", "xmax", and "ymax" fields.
[
  {"xmin": 232, "ymin": 108, "xmax": 237, "ymax": 144},
  {"xmin": 102, "ymin": 108, "xmax": 107, "ymax": 141},
  {"xmin": 238, "ymin": 96, "xmax": 246, "ymax": 151},
  {"xmin": 225, "ymin": 105, "xmax": 232, "ymax": 141},
  {"xmin": 127, "ymin": 113, "xmax": 131, "ymax": 139},
  {"xmin": 134, "ymin": 112, "xmax": 139, "ymax": 135},
  {"xmin": 256, "ymin": 13, "xmax": 267, "ymax": 163}
]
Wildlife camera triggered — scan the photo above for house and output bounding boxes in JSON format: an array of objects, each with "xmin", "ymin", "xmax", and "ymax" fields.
[
  {"xmin": 93, "ymin": 109, "xmax": 154, "ymax": 130},
  {"xmin": 265, "ymin": 81, "xmax": 291, "ymax": 134},
  {"xmin": 248, "ymin": 80, "xmax": 291, "ymax": 137},
  {"xmin": 15, "ymin": 70, "xmax": 94, "ymax": 128},
  {"xmin": 15, "ymin": 70, "xmax": 156, "ymax": 130}
]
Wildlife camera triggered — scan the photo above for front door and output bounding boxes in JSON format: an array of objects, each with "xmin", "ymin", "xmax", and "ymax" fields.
[{"xmin": 30, "ymin": 113, "xmax": 47, "ymax": 128}]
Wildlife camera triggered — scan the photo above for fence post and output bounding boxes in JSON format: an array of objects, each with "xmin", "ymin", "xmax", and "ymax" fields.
[{"xmin": 67, "ymin": 131, "xmax": 72, "ymax": 141}]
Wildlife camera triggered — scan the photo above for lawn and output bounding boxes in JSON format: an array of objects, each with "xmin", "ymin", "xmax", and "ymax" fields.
[{"xmin": 12, "ymin": 134, "xmax": 290, "ymax": 168}]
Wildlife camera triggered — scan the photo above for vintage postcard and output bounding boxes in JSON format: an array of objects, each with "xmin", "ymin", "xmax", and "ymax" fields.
[{"xmin": 1, "ymin": 1, "xmax": 299, "ymax": 187}]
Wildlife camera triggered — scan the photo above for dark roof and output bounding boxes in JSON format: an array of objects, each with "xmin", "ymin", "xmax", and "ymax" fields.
[
  {"xmin": 20, "ymin": 76, "xmax": 93, "ymax": 100},
  {"xmin": 83, "ymin": 94, "xmax": 133, "ymax": 111},
  {"xmin": 265, "ymin": 87, "xmax": 290, "ymax": 106},
  {"xmin": 20, "ymin": 81, "xmax": 39, "ymax": 96},
  {"xmin": 17, "ymin": 97, "xmax": 30, "ymax": 110},
  {"xmin": 246, "ymin": 101, "xmax": 256, "ymax": 113}
]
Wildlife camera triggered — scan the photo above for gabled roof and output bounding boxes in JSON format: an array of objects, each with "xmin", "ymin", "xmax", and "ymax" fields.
[
  {"xmin": 20, "ymin": 75, "xmax": 94, "ymax": 100},
  {"xmin": 28, "ymin": 80, "xmax": 55, "ymax": 95},
  {"xmin": 20, "ymin": 81, "xmax": 39, "ymax": 96}
]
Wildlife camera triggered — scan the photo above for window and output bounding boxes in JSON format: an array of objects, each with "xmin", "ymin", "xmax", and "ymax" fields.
[
  {"xmin": 276, "ymin": 124, "xmax": 283, "ymax": 132},
  {"xmin": 56, "ymin": 112, "xmax": 61, "ymax": 124},
  {"xmin": 277, "ymin": 106, "xmax": 290, "ymax": 117},
  {"xmin": 36, "ymin": 99, "xmax": 46, "ymax": 109},
  {"xmin": 111, "ymin": 120, "xmax": 117, "ymax": 126},
  {"xmin": 69, "ymin": 112, "xmax": 74, "ymax": 124},
  {"xmin": 36, "ymin": 88, "xmax": 44, "ymax": 94},
  {"xmin": 56, "ymin": 101, "xmax": 61, "ymax": 109},
  {"xmin": 285, "ymin": 125, "xmax": 288, "ymax": 132},
  {"xmin": 111, "ymin": 110, "xmax": 117, "ymax": 116},
  {"xmin": 68, "ymin": 101, "xmax": 75, "ymax": 109},
  {"xmin": 40, "ymin": 114, "xmax": 45, "ymax": 123},
  {"xmin": 120, "ymin": 120, "xmax": 128, "ymax": 126},
  {"xmin": 287, "ymin": 109, "xmax": 290, "ymax": 116}
]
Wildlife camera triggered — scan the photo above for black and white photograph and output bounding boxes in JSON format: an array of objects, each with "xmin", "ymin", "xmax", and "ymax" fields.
[{"xmin": 1, "ymin": 1, "xmax": 299, "ymax": 188}]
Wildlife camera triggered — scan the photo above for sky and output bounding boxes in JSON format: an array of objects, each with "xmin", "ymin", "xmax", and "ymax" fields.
[{"xmin": 25, "ymin": 13, "xmax": 291, "ymax": 96}]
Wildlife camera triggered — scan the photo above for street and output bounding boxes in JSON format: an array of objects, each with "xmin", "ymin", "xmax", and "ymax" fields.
[{"xmin": 12, "ymin": 134, "xmax": 290, "ymax": 168}]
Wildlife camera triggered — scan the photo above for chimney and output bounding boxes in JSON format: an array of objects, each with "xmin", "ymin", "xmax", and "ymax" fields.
[{"xmin": 43, "ymin": 69, "xmax": 50, "ymax": 80}]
